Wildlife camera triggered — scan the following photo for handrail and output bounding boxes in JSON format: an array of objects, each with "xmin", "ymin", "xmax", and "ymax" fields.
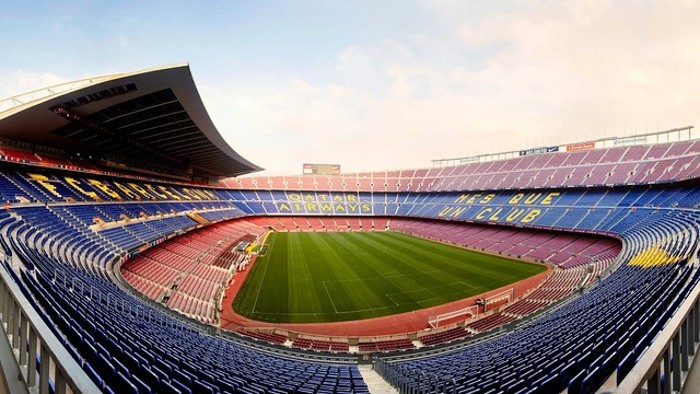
[
  {"xmin": 617, "ymin": 270, "xmax": 700, "ymax": 393},
  {"xmin": 0, "ymin": 264, "xmax": 100, "ymax": 393},
  {"xmin": 431, "ymin": 125, "xmax": 696, "ymax": 167}
]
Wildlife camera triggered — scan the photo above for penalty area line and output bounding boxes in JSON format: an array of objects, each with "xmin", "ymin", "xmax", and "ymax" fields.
[
  {"xmin": 322, "ymin": 281, "xmax": 339, "ymax": 313},
  {"xmin": 251, "ymin": 236, "xmax": 274, "ymax": 313},
  {"xmin": 385, "ymin": 293, "xmax": 400, "ymax": 306}
]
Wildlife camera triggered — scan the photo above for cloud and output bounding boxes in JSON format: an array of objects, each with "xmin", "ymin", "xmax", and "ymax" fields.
[
  {"xmin": 214, "ymin": 0, "xmax": 700, "ymax": 175},
  {"xmin": 0, "ymin": 70, "xmax": 67, "ymax": 111},
  {"xmin": 115, "ymin": 32, "xmax": 129, "ymax": 49}
]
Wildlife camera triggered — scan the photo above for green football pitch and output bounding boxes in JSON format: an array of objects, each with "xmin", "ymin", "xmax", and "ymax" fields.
[{"xmin": 233, "ymin": 231, "xmax": 546, "ymax": 324}]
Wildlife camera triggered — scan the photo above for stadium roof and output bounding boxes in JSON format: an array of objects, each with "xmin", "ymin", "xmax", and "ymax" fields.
[{"xmin": 0, "ymin": 64, "xmax": 262, "ymax": 178}]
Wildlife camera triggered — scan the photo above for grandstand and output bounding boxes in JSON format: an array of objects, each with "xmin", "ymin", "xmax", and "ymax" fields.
[{"xmin": 0, "ymin": 65, "xmax": 699, "ymax": 393}]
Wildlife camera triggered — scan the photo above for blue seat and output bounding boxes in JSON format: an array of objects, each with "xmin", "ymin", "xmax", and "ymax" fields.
[
  {"xmin": 132, "ymin": 375, "xmax": 152, "ymax": 394},
  {"xmin": 567, "ymin": 369, "xmax": 586, "ymax": 394},
  {"xmin": 83, "ymin": 362, "xmax": 103, "ymax": 388},
  {"xmin": 137, "ymin": 367, "xmax": 160, "ymax": 389},
  {"xmin": 172, "ymin": 379, "xmax": 192, "ymax": 394},
  {"xmin": 115, "ymin": 371, "xmax": 138, "ymax": 394},
  {"xmin": 193, "ymin": 380, "xmax": 217, "ymax": 394},
  {"xmin": 160, "ymin": 380, "xmax": 182, "ymax": 394}
]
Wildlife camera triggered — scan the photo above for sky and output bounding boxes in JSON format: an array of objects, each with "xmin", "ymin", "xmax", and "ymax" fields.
[{"xmin": 1, "ymin": 0, "xmax": 699, "ymax": 175}]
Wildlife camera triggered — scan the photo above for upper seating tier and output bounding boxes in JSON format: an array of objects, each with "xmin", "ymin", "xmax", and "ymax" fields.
[{"xmin": 222, "ymin": 140, "xmax": 700, "ymax": 192}]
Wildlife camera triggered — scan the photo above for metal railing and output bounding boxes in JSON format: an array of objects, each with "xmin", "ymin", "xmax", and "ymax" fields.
[
  {"xmin": 618, "ymin": 275, "xmax": 700, "ymax": 393},
  {"xmin": 431, "ymin": 125, "xmax": 696, "ymax": 168},
  {"xmin": 0, "ymin": 265, "xmax": 99, "ymax": 394},
  {"xmin": 374, "ymin": 358, "xmax": 458, "ymax": 394},
  {"xmin": 375, "ymin": 280, "xmax": 700, "ymax": 394}
]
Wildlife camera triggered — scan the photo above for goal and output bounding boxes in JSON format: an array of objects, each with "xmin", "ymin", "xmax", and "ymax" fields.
[
  {"xmin": 429, "ymin": 305, "xmax": 479, "ymax": 328},
  {"xmin": 481, "ymin": 288, "xmax": 514, "ymax": 312},
  {"xmin": 428, "ymin": 287, "xmax": 514, "ymax": 328}
]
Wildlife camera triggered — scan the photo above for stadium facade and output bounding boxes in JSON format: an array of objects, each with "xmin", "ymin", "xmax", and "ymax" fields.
[{"xmin": 1, "ymin": 65, "xmax": 699, "ymax": 393}]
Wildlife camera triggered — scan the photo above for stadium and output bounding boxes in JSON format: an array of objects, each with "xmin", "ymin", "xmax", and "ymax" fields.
[{"xmin": 0, "ymin": 63, "xmax": 699, "ymax": 394}]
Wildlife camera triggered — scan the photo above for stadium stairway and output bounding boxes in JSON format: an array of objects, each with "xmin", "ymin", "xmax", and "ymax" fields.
[{"xmin": 358, "ymin": 365, "xmax": 398, "ymax": 394}]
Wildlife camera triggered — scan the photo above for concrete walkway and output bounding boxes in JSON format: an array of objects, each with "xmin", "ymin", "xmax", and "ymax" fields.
[{"xmin": 359, "ymin": 364, "xmax": 399, "ymax": 394}]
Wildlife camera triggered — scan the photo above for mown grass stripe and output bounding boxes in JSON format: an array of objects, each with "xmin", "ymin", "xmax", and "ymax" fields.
[{"xmin": 233, "ymin": 231, "xmax": 546, "ymax": 323}]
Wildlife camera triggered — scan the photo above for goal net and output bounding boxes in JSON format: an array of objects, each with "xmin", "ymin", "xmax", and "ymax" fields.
[
  {"xmin": 428, "ymin": 287, "xmax": 514, "ymax": 328},
  {"xmin": 482, "ymin": 288, "xmax": 514, "ymax": 312},
  {"xmin": 429, "ymin": 305, "xmax": 479, "ymax": 328}
]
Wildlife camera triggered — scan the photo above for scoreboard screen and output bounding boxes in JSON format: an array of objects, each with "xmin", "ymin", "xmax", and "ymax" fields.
[{"xmin": 303, "ymin": 163, "xmax": 341, "ymax": 175}]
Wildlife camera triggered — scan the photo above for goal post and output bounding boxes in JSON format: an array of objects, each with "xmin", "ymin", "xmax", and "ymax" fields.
[
  {"xmin": 482, "ymin": 287, "xmax": 515, "ymax": 312},
  {"xmin": 255, "ymin": 231, "xmax": 271, "ymax": 256},
  {"xmin": 429, "ymin": 305, "xmax": 479, "ymax": 328},
  {"xmin": 428, "ymin": 287, "xmax": 515, "ymax": 328}
]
